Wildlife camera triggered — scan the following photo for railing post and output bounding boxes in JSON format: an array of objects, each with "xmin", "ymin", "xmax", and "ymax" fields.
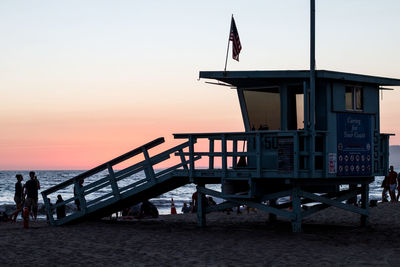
[
  {"xmin": 310, "ymin": 132, "xmax": 315, "ymax": 178},
  {"xmin": 209, "ymin": 139, "xmax": 214, "ymax": 169},
  {"xmin": 74, "ymin": 179, "xmax": 87, "ymax": 214},
  {"xmin": 222, "ymin": 134, "xmax": 227, "ymax": 178},
  {"xmin": 256, "ymin": 133, "xmax": 261, "ymax": 178},
  {"xmin": 189, "ymin": 136, "xmax": 195, "ymax": 181},
  {"xmin": 178, "ymin": 149, "xmax": 188, "ymax": 171},
  {"xmin": 232, "ymin": 138, "xmax": 238, "ymax": 169},
  {"xmin": 142, "ymin": 147, "xmax": 156, "ymax": 183},
  {"xmin": 293, "ymin": 132, "xmax": 299, "ymax": 178},
  {"xmin": 107, "ymin": 163, "xmax": 121, "ymax": 200}
]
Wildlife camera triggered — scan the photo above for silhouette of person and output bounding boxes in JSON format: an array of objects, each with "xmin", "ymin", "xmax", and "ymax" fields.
[
  {"xmin": 24, "ymin": 171, "xmax": 39, "ymax": 221},
  {"xmin": 56, "ymin": 195, "xmax": 66, "ymax": 219},
  {"xmin": 11, "ymin": 174, "xmax": 24, "ymax": 222}
]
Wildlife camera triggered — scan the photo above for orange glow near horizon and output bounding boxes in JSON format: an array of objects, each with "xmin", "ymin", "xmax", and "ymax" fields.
[{"xmin": 0, "ymin": 98, "xmax": 244, "ymax": 170}]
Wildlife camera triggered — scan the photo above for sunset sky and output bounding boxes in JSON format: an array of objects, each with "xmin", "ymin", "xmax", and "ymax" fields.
[{"xmin": 1, "ymin": 0, "xmax": 400, "ymax": 170}]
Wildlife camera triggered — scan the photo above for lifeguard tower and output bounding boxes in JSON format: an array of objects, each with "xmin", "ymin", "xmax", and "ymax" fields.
[
  {"xmin": 192, "ymin": 69, "xmax": 399, "ymax": 232},
  {"xmin": 42, "ymin": 1, "xmax": 400, "ymax": 232}
]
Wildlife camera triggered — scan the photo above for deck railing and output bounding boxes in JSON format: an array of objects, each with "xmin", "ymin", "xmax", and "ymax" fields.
[{"xmin": 173, "ymin": 130, "xmax": 327, "ymax": 180}]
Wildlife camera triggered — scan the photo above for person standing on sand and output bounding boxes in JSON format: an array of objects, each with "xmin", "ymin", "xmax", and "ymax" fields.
[
  {"xmin": 24, "ymin": 171, "xmax": 39, "ymax": 221},
  {"xmin": 11, "ymin": 174, "xmax": 24, "ymax": 222},
  {"xmin": 388, "ymin": 166, "xmax": 397, "ymax": 202},
  {"xmin": 74, "ymin": 179, "xmax": 84, "ymax": 211},
  {"xmin": 382, "ymin": 175, "xmax": 390, "ymax": 202},
  {"xmin": 191, "ymin": 191, "xmax": 198, "ymax": 213},
  {"xmin": 397, "ymin": 172, "xmax": 400, "ymax": 201}
]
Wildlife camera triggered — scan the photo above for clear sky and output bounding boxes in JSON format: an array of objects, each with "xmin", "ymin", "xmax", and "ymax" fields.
[{"xmin": 1, "ymin": 0, "xmax": 400, "ymax": 170}]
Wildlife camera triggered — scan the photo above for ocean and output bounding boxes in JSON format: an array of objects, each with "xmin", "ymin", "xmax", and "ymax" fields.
[{"xmin": 0, "ymin": 170, "xmax": 386, "ymax": 220}]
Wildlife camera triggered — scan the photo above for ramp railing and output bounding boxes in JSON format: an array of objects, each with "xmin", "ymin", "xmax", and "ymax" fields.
[{"xmin": 42, "ymin": 137, "xmax": 196, "ymax": 225}]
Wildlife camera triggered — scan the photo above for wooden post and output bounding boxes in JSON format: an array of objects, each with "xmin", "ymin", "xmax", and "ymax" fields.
[
  {"xmin": 360, "ymin": 182, "xmax": 369, "ymax": 227},
  {"xmin": 291, "ymin": 186, "xmax": 302, "ymax": 233},
  {"xmin": 209, "ymin": 139, "xmax": 214, "ymax": 169},
  {"xmin": 107, "ymin": 163, "xmax": 121, "ymax": 200},
  {"xmin": 269, "ymin": 198, "xmax": 277, "ymax": 222},
  {"xmin": 142, "ymin": 147, "xmax": 156, "ymax": 183},
  {"xmin": 197, "ymin": 184, "xmax": 206, "ymax": 227}
]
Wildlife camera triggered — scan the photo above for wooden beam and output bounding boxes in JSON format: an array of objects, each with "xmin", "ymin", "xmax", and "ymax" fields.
[{"xmin": 299, "ymin": 190, "xmax": 368, "ymax": 216}]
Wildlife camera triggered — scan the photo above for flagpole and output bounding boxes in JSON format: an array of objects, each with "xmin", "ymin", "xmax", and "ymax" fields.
[{"xmin": 224, "ymin": 14, "xmax": 233, "ymax": 72}]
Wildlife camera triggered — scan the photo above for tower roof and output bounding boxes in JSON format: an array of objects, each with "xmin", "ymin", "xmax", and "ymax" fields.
[{"xmin": 199, "ymin": 70, "xmax": 400, "ymax": 88}]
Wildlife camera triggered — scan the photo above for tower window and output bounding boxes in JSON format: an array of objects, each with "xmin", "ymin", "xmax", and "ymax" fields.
[{"xmin": 345, "ymin": 86, "xmax": 363, "ymax": 111}]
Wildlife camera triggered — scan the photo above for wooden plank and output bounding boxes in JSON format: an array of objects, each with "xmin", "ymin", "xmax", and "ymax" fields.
[
  {"xmin": 86, "ymin": 192, "xmax": 115, "ymax": 207},
  {"xmin": 259, "ymin": 190, "xmax": 293, "ymax": 202},
  {"xmin": 302, "ymin": 192, "xmax": 357, "ymax": 218},
  {"xmin": 301, "ymin": 189, "xmax": 361, "ymax": 218},
  {"xmin": 230, "ymin": 198, "xmax": 295, "ymax": 220},
  {"xmin": 118, "ymin": 179, "xmax": 149, "ymax": 194},
  {"xmin": 197, "ymin": 186, "xmax": 295, "ymax": 220},
  {"xmin": 206, "ymin": 201, "xmax": 237, "ymax": 213},
  {"xmin": 155, "ymin": 156, "xmax": 201, "ymax": 177},
  {"xmin": 300, "ymin": 190, "xmax": 368, "ymax": 216}
]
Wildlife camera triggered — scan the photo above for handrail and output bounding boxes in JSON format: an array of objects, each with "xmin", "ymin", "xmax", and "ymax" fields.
[
  {"xmin": 42, "ymin": 137, "xmax": 165, "ymax": 195},
  {"xmin": 42, "ymin": 137, "xmax": 198, "ymax": 225}
]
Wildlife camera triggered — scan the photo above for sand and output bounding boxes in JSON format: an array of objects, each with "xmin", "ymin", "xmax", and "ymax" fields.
[{"xmin": 1, "ymin": 202, "xmax": 400, "ymax": 266}]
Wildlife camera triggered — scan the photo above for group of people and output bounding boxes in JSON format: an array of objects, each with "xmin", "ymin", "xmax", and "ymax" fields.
[
  {"xmin": 121, "ymin": 200, "xmax": 159, "ymax": 219},
  {"xmin": 11, "ymin": 171, "xmax": 40, "ymax": 222},
  {"xmin": 181, "ymin": 192, "xmax": 217, "ymax": 214},
  {"xmin": 382, "ymin": 165, "xmax": 400, "ymax": 202}
]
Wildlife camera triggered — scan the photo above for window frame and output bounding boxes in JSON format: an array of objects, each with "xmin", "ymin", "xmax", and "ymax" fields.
[{"xmin": 345, "ymin": 85, "xmax": 363, "ymax": 111}]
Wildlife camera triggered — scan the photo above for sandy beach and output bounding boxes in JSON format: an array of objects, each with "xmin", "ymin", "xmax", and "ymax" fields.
[{"xmin": 1, "ymin": 202, "xmax": 400, "ymax": 266}]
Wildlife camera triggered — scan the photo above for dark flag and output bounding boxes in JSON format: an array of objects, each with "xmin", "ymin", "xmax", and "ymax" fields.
[{"xmin": 229, "ymin": 17, "xmax": 242, "ymax": 61}]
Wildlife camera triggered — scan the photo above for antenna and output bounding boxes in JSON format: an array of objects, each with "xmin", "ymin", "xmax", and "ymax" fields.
[{"xmin": 309, "ymin": 0, "xmax": 315, "ymax": 131}]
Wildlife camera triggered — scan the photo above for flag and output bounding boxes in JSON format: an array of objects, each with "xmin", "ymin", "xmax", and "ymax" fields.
[{"xmin": 229, "ymin": 17, "xmax": 242, "ymax": 61}]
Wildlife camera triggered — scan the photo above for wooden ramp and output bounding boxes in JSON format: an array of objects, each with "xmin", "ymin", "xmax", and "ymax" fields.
[{"xmin": 41, "ymin": 137, "xmax": 199, "ymax": 226}]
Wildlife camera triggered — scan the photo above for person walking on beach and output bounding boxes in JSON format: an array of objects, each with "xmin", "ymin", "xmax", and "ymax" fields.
[
  {"xmin": 388, "ymin": 166, "xmax": 397, "ymax": 202},
  {"xmin": 382, "ymin": 175, "xmax": 390, "ymax": 202},
  {"xmin": 74, "ymin": 179, "xmax": 84, "ymax": 211},
  {"xmin": 11, "ymin": 174, "xmax": 24, "ymax": 222},
  {"xmin": 24, "ymin": 171, "xmax": 40, "ymax": 221}
]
